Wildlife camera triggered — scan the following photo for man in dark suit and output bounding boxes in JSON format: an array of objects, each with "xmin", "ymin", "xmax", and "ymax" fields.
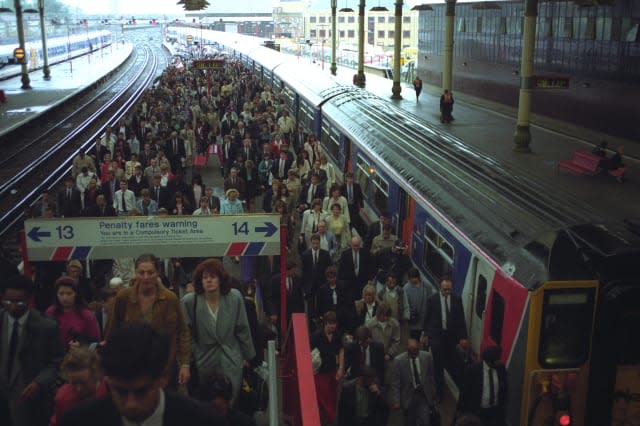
[
  {"xmin": 301, "ymin": 234, "xmax": 332, "ymax": 304},
  {"xmin": 459, "ymin": 345, "xmax": 508, "ymax": 426},
  {"xmin": 127, "ymin": 165, "xmax": 148, "ymax": 197},
  {"xmin": 57, "ymin": 176, "xmax": 83, "ymax": 217},
  {"xmin": 220, "ymin": 135, "xmax": 237, "ymax": 178},
  {"xmin": 307, "ymin": 160, "xmax": 328, "ymax": 190},
  {"xmin": 60, "ymin": 323, "xmax": 220, "ymax": 426},
  {"xmin": 150, "ymin": 175, "xmax": 170, "ymax": 209},
  {"xmin": 204, "ymin": 187, "xmax": 221, "ymax": 214},
  {"xmin": 297, "ymin": 174, "xmax": 325, "ymax": 212},
  {"xmin": 423, "ymin": 276, "xmax": 468, "ymax": 397},
  {"xmin": 1, "ymin": 275, "xmax": 63, "ymax": 426},
  {"xmin": 342, "ymin": 326, "xmax": 385, "ymax": 384},
  {"xmin": 266, "ymin": 261, "xmax": 305, "ymax": 323},
  {"xmin": 340, "ymin": 171, "xmax": 366, "ymax": 237},
  {"xmin": 338, "ymin": 236, "xmax": 375, "ymax": 304},
  {"xmin": 223, "ymin": 167, "xmax": 247, "ymax": 200},
  {"xmin": 272, "ymin": 150, "xmax": 293, "ymax": 181},
  {"xmin": 315, "ymin": 266, "xmax": 352, "ymax": 330},
  {"xmin": 165, "ymin": 131, "xmax": 186, "ymax": 174}
]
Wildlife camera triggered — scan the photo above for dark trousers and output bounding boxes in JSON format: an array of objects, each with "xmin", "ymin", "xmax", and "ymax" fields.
[
  {"xmin": 476, "ymin": 406, "xmax": 506, "ymax": 426},
  {"xmin": 403, "ymin": 392, "xmax": 431, "ymax": 426},
  {"xmin": 430, "ymin": 331, "xmax": 462, "ymax": 397}
]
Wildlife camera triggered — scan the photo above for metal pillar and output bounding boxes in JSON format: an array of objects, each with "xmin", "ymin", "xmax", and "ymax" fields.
[
  {"xmin": 331, "ymin": 0, "xmax": 337, "ymax": 75},
  {"xmin": 356, "ymin": 0, "xmax": 366, "ymax": 87},
  {"xmin": 442, "ymin": 0, "xmax": 455, "ymax": 92},
  {"xmin": 513, "ymin": 0, "xmax": 538, "ymax": 153},
  {"xmin": 391, "ymin": 0, "xmax": 403, "ymax": 99},
  {"xmin": 14, "ymin": 0, "xmax": 31, "ymax": 89},
  {"xmin": 38, "ymin": 0, "xmax": 49, "ymax": 80}
]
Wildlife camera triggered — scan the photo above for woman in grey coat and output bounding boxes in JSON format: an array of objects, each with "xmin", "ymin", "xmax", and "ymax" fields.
[{"xmin": 182, "ymin": 258, "xmax": 255, "ymax": 400}]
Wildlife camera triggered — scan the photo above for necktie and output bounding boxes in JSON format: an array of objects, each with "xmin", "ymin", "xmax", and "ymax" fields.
[
  {"xmin": 279, "ymin": 160, "xmax": 284, "ymax": 177},
  {"xmin": 360, "ymin": 346, "xmax": 366, "ymax": 367},
  {"xmin": 313, "ymin": 250, "xmax": 318, "ymax": 268},
  {"xmin": 7, "ymin": 320, "xmax": 19, "ymax": 378},
  {"xmin": 174, "ymin": 140, "xmax": 177, "ymax": 153},
  {"xmin": 489, "ymin": 367, "xmax": 496, "ymax": 406},
  {"xmin": 143, "ymin": 202, "xmax": 149, "ymax": 215},
  {"xmin": 287, "ymin": 277, "xmax": 292, "ymax": 293},
  {"xmin": 354, "ymin": 251, "xmax": 359, "ymax": 275},
  {"xmin": 122, "ymin": 192, "xmax": 127, "ymax": 212},
  {"xmin": 348, "ymin": 185, "xmax": 353, "ymax": 203},
  {"xmin": 445, "ymin": 296, "xmax": 451, "ymax": 329},
  {"xmin": 331, "ymin": 287, "xmax": 337, "ymax": 305},
  {"xmin": 412, "ymin": 357, "xmax": 421, "ymax": 388},
  {"xmin": 67, "ymin": 189, "xmax": 72, "ymax": 201},
  {"xmin": 155, "ymin": 187, "xmax": 160, "ymax": 201}
]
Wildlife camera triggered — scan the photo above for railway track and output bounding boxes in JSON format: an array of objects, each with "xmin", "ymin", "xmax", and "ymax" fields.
[{"xmin": 0, "ymin": 41, "xmax": 170, "ymax": 240}]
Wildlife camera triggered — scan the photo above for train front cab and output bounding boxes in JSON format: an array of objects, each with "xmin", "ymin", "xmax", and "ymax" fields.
[{"xmin": 520, "ymin": 258, "xmax": 640, "ymax": 425}]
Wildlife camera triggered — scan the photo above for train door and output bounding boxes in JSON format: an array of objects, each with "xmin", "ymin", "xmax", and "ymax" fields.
[
  {"xmin": 467, "ymin": 257, "xmax": 494, "ymax": 355},
  {"xmin": 586, "ymin": 281, "xmax": 640, "ymax": 426},
  {"xmin": 343, "ymin": 136, "xmax": 353, "ymax": 173},
  {"xmin": 396, "ymin": 187, "xmax": 414, "ymax": 247}
]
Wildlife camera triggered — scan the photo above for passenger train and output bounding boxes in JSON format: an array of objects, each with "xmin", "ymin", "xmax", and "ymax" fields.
[
  {"xmin": 0, "ymin": 30, "xmax": 112, "ymax": 71},
  {"xmin": 168, "ymin": 26, "xmax": 640, "ymax": 426}
]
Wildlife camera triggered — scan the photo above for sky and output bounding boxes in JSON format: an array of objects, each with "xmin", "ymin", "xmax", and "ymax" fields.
[{"xmin": 58, "ymin": 0, "xmax": 490, "ymax": 17}]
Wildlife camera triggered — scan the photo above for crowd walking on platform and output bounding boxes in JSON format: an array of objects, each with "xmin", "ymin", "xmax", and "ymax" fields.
[{"xmin": 0, "ymin": 53, "xmax": 511, "ymax": 426}]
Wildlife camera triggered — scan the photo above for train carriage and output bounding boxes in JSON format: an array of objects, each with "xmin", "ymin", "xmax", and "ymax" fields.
[{"xmin": 193, "ymin": 28, "xmax": 640, "ymax": 426}]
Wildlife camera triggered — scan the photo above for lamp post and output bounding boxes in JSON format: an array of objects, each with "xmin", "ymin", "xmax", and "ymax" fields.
[
  {"xmin": 14, "ymin": 0, "xmax": 31, "ymax": 89},
  {"xmin": 356, "ymin": 0, "xmax": 365, "ymax": 87},
  {"xmin": 443, "ymin": 0, "xmax": 456, "ymax": 94},
  {"xmin": 37, "ymin": 0, "xmax": 49, "ymax": 79},
  {"xmin": 390, "ymin": 0, "xmax": 403, "ymax": 99},
  {"xmin": 330, "ymin": 0, "xmax": 337, "ymax": 75}
]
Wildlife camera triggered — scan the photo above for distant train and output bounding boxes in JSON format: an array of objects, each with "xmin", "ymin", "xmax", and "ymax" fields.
[
  {"xmin": 0, "ymin": 30, "xmax": 112, "ymax": 70},
  {"xmin": 174, "ymin": 26, "xmax": 640, "ymax": 426}
]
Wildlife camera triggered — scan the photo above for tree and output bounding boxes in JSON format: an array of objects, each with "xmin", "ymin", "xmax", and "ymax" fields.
[{"xmin": 176, "ymin": 0, "xmax": 210, "ymax": 11}]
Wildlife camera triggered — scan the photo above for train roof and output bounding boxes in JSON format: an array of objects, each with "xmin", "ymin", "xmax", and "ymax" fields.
[
  {"xmin": 274, "ymin": 60, "xmax": 358, "ymax": 107},
  {"xmin": 321, "ymin": 91, "xmax": 625, "ymax": 286}
]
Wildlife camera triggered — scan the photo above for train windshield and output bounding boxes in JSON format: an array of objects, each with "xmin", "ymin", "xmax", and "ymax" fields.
[{"xmin": 539, "ymin": 288, "xmax": 595, "ymax": 368}]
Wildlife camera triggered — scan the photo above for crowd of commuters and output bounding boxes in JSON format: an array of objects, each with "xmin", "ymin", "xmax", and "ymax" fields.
[{"xmin": 2, "ymin": 54, "xmax": 509, "ymax": 426}]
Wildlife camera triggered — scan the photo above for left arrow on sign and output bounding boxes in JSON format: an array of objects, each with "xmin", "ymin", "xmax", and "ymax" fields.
[
  {"xmin": 27, "ymin": 227, "xmax": 51, "ymax": 242},
  {"xmin": 254, "ymin": 222, "xmax": 278, "ymax": 237}
]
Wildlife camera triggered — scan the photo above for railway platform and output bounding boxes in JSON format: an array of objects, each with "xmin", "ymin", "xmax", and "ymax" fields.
[
  {"xmin": 324, "ymin": 62, "xmax": 640, "ymax": 225},
  {"xmin": 0, "ymin": 43, "xmax": 133, "ymax": 138}
]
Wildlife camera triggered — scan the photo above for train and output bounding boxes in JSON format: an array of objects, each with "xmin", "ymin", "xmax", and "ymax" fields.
[
  {"xmin": 169, "ymin": 26, "xmax": 640, "ymax": 426},
  {"xmin": 0, "ymin": 30, "xmax": 112, "ymax": 71}
]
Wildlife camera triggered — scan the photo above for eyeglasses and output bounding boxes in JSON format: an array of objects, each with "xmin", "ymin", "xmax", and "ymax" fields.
[{"xmin": 2, "ymin": 300, "xmax": 26, "ymax": 307}]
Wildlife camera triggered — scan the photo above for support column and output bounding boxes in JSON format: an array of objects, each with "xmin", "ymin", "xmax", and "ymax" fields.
[
  {"xmin": 38, "ymin": 0, "xmax": 50, "ymax": 80},
  {"xmin": 357, "ymin": 0, "xmax": 366, "ymax": 87},
  {"xmin": 331, "ymin": 0, "xmax": 337, "ymax": 76},
  {"xmin": 442, "ymin": 0, "xmax": 456, "ymax": 92},
  {"xmin": 391, "ymin": 0, "xmax": 403, "ymax": 99},
  {"xmin": 14, "ymin": 0, "xmax": 31, "ymax": 89},
  {"xmin": 513, "ymin": 0, "xmax": 538, "ymax": 153}
]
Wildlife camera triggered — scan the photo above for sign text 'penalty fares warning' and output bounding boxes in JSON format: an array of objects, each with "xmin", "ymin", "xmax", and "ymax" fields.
[{"xmin": 24, "ymin": 215, "xmax": 281, "ymax": 261}]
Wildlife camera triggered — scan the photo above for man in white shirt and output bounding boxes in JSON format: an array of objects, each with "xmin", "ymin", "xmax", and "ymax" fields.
[{"xmin": 113, "ymin": 179, "xmax": 136, "ymax": 216}]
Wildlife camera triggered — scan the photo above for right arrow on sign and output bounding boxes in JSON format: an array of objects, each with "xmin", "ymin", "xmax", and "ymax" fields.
[{"xmin": 255, "ymin": 222, "xmax": 278, "ymax": 237}]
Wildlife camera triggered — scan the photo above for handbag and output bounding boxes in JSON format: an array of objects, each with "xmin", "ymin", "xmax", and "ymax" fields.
[{"xmin": 192, "ymin": 154, "xmax": 208, "ymax": 167}]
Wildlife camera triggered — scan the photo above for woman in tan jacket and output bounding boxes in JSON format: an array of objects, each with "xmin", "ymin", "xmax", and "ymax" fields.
[{"xmin": 105, "ymin": 253, "xmax": 191, "ymax": 390}]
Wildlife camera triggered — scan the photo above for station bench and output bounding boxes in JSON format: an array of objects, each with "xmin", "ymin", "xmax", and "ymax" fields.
[{"xmin": 557, "ymin": 150, "xmax": 602, "ymax": 175}]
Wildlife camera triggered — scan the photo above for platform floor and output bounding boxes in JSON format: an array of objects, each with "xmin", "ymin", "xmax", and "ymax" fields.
[{"xmin": 0, "ymin": 43, "xmax": 133, "ymax": 137}]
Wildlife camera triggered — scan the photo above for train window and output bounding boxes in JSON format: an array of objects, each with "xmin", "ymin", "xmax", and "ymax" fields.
[
  {"xmin": 489, "ymin": 291, "xmax": 504, "ymax": 345},
  {"xmin": 457, "ymin": 18, "xmax": 466, "ymax": 33},
  {"xmin": 596, "ymin": 18, "xmax": 613, "ymax": 41},
  {"xmin": 371, "ymin": 174, "xmax": 388, "ymax": 213},
  {"xmin": 423, "ymin": 224, "xmax": 454, "ymax": 281},
  {"xmin": 355, "ymin": 156, "xmax": 372, "ymax": 198},
  {"xmin": 475, "ymin": 275, "xmax": 488, "ymax": 319},
  {"xmin": 538, "ymin": 288, "xmax": 595, "ymax": 368}
]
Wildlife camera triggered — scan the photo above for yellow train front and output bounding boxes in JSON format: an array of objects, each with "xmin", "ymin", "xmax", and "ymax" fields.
[{"xmin": 515, "ymin": 224, "xmax": 640, "ymax": 426}]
